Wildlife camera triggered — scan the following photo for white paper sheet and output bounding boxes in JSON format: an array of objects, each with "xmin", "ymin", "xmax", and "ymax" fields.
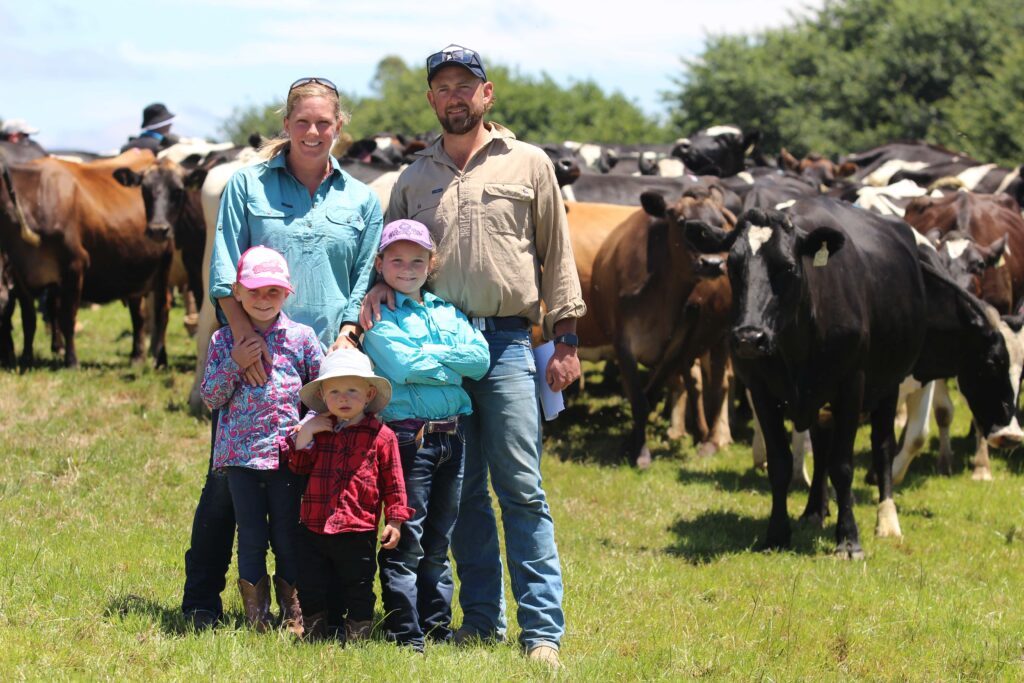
[{"xmin": 532, "ymin": 341, "xmax": 565, "ymax": 421}]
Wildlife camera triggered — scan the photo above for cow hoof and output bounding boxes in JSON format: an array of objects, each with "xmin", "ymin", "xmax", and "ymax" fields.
[
  {"xmin": 937, "ymin": 460, "xmax": 953, "ymax": 476},
  {"xmin": 634, "ymin": 446, "xmax": 652, "ymax": 470},
  {"xmin": 864, "ymin": 468, "xmax": 877, "ymax": 485},
  {"xmin": 833, "ymin": 540, "xmax": 865, "ymax": 560},
  {"xmin": 696, "ymin": 442, "xmax": 718, "ymax": 458},
  {"xmin": 971, "ymin": 466, "xmax": 993, "ymax": 482},
  {"xmin": 799, "ymin": 511, "xmax": 825, "ymax": 529},
  {"xmin": 875, "ymin": 499, "xmax": 902, "ymax": 538}
]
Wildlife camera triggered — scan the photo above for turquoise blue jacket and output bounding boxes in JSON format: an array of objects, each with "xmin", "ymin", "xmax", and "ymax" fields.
[
  {"xmin": 362, "ymin": 291, "xmax": 490, "ymax": 422},
  {"xmin": 210, "ymin": 152, "xmax": 383, "ymax": 349}
]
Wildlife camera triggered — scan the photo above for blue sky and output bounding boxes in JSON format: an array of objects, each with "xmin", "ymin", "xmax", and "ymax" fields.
[{"xmin": 1, "ymin": 0, "xmax": 819, "ymax": 152}]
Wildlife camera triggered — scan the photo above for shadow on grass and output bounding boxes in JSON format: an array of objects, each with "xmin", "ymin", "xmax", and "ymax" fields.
[
  {"xmin": 665, "ymin": 509, "xmax": 824, "ymax": 564},
  {"xmin": 675, "ymin": 465, "xmax": 772, "ymax": 493},
  {"xmin": 104, "ymin": 594, "xmax": 244, "ymax": 636}
]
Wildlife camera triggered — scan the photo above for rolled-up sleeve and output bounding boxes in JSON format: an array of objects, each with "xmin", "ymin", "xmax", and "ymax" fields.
[
  {"xmin": 533, "ymin": 160, "xmax": 586, "ymax": 339},
  {"xmin": 210, "ymin": 171, "xmax": 249, "ymax": 304}
]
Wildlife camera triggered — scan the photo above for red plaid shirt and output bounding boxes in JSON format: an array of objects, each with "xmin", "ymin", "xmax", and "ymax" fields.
[{"xmin": 283, "ymin": 415, "xmax": 414, "ymax": 535}]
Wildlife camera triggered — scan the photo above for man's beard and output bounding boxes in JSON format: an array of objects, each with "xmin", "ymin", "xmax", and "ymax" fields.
[{"xmin": 438, "ymin": 104, "xmax": 483, "ymax": 135}]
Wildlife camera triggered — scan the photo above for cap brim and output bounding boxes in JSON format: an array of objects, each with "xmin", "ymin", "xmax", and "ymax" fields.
[
  {"xmin": 142, "ymin": 115, "xmax": 176, "ymax": 131},
  {"xmin": 237, "ymin": 277, "xmax": 293, "ymax": 293},
  {"xmin": 427, "ymin": 62, "xmax": 486, "ymax": 83}
]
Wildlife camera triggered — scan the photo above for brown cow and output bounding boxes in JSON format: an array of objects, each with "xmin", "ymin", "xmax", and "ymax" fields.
[
  {"xmin": 0, "ymin": 149, "xmax": 175, "ymax": 368},
  {"xmin": 589, "ymin": 187, "xmax": 735, "ymax": 466}
]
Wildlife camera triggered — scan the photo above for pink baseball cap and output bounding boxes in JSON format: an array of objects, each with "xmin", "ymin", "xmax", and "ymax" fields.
[
  {"xmin": 236, "ymin": 246, "xmax": 293, "ymax": 292},
  {"xmin": 378, "ymin": 219, "xmax": 435, "ymax": 253}
]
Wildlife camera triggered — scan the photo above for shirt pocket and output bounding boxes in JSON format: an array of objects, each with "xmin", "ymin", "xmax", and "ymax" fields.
[
  {"xmin": 247, "ymin": 200, "xmax": 294, "ymax": 237},
  {"xmin": 483, "ymin": 183, "xmax": 534, "ymax": 237},
  {"xmin": 409, "ymin": 193, "xmax": 446, "ymax": 228}
]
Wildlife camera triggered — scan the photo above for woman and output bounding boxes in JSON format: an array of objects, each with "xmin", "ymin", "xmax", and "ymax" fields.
[{"xmin": 182, "ymin": 77, "xmax": 383, "ymax": 631}]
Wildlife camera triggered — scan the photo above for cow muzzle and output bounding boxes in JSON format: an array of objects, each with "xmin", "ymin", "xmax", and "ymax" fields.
[
  {"xmin": 146, "ymin": 222, "xmax": 173, "ymax": 242},
  {"xmin": 987, "ymin": 419, "xmax": 1024, "ymax": 449},
  {"xmin": 732, "ymin": 326, "xmax": 773, "ymax": 359}
]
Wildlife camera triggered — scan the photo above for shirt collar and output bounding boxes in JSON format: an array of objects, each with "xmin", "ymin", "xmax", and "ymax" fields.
[
  {"xmin": 259, "ymin": 310, "xmax": 293, "ymax": 337},
  {"xmin": 395, "ymin": 291, "xmax": 437, "ymax": 309},
  {"xmin": 268, "ymin": 147, "xmax": 344, "ymax": 178},
  {"xmin": 331, "ymin": 413, "xmax": 383, "ymax": 433},
  {"xmin": 417, "ymin": 121, "xmax": 516, "ymax": 165}
]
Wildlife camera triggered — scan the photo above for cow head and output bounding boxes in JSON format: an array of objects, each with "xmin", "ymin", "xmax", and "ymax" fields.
[
  {"xmin": 673, "ymin": 126, "xmax": 760, "ymax": 177},
  {"xmin": 954, "ymin": 300, "xmax": 1024, "ymax": 448},
  {"xmin": 684, "ymin": 207, "xmax": 845, "ymax": 358},
  {"xmin": 539, "ymin": 145, "xmax": 581, "ymax": 187},
  {"xmin": 934, "ymin": 231, "xmax": 1011, "ymax": 309},
  {"xmin": 113, "ymin": 159, "xmax": 207, "ymax": 242},
  {"xmin": 779, "ymin": 148, "xmax": 857, "ymax": 188}
]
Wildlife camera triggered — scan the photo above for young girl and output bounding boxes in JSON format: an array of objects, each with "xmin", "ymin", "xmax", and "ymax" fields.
[
  {"xmin": 284, "ymin": 348, "xmax": 413, "ymax": 643},
  {"xmin": 200, "ymin": 245, "xmax": 322, "ymax": 635},
  {"xmin": 361, "ymin": 219, "xmax": 490, "ymax": 651}
]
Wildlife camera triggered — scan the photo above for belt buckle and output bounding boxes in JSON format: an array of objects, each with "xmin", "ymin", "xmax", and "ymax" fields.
[{"xmin": 472, "ymin": 316, "xmax": 487, "ymax": 331}]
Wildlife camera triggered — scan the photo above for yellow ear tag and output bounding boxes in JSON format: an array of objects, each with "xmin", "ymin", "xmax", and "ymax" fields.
[
  {"xmin": 813, "ymin": 243, "xmax": 829, "ymax": 267},
  {"xmin": 997, "ymin": 255, "xmax": 1007, "ymax": 268}
]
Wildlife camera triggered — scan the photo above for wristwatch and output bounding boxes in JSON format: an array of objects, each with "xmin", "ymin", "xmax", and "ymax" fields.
[{"xmin": 553, "ymin": 333, "xmax": 579, "ymax": 348}]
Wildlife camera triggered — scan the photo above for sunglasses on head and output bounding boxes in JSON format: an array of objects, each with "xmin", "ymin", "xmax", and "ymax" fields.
[
  {"xmin": 426, "ymin": 47, "xmax": 483, "ymax": 74},
  {"xmin": 289, "ymin": 77, "xmax": 339, "ymax": 95}
]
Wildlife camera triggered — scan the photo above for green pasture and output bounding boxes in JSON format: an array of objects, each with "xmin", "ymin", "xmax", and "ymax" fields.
[{"xmin": 2, "ymin": 301, "xmax": 1024, "ymax": 681}]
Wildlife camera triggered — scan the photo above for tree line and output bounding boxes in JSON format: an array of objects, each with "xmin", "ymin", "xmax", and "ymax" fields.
[{"xmin": 221, "ymin": 0, "xmax": 1024, "ymax": 165}]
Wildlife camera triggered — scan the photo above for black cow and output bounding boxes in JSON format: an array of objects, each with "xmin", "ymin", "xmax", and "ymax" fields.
[
  {"xmin": 839, "ymin": 141, "xmax": 969, "ymax": 186},
  {"xmin": 684, "ymin": 198, "xmax": 1024, "ymax": 558},
  {"xmin": 673, "ymin": 125, "xmax": 762, "ymax": 177},
  {"xmin": 564, "ymin": 173, "xmax": 742, "ymax": 215},
  {"xmin": 891, "ymin": 162, "xmax": 1024, "ymax": 208}
]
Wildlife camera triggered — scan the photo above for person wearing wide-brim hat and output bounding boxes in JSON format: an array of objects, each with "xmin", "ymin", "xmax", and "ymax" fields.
[
  {"xmin": 283, "ymin": 348, "xmax": 413, "ymax": 642},
  {"xmin": 121, "ymin": 102, "xmax": 180, "ymax": 154}
]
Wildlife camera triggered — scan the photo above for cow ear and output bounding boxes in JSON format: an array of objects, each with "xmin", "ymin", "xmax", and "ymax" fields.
[
  {"xmin": 640, "ymin": 191, "xmax": 667, "ymax": 218},
  {"xmin": 112, "ymin": 167, "xmax": 143, "ymax": 187},
  {"xmin": 743, "ymin": 129, "xmax": 761, "ymax": 155},
  {"xmin": 779, "ymin": 148, "xmax": 800, "ymax": 172},
  {"xmin": 925, "ymin": 228, "xmax": 943, "ymax": 245},
  {"xmin": 684, "ymin": 220, "xmax": 734, "ymax": 254},
  {"xmin": 983, "ymin": 235, "xmax": 1009, "ymax": 268},
  {"xmin": 185, "ymin": 168, "xmax": 208, "ymax": 191},
  {"xmin": 837, "ymin": 162, "xmax": 858, "ymax": 178},
  {"xmin": 797, "ymin": 226, "xmax": 846, "ymax": 261}
]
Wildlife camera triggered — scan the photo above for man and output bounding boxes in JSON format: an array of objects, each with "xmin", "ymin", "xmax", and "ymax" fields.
[
  {"xmin": 121, "ymin": 102, "xmax": 180, "ymax": 154},
  {"xmin": 0, "ymin": 118, "xmax": 39, "ymax": 143},
  {"xmin": 362, "ymin": 44, "xmax": 583, "ymax": 668}
]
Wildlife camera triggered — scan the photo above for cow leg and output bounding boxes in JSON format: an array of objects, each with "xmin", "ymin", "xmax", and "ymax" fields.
[
  {"xmin": 615, "ymin": 343, "xmax": 652, "ymax": 468},
  {"xmin": 872, "ymin": 391, "xmax": 902, "ymax": 539},
  {"xmin": 749, "ymin": 389, "xmax": 768, "ymax": 471},
  {"xmin": 699, "ymin": 348, "xmax": 732, "ymax": 456},
  {"xmin": 58, "ymin": 264, "xmax": 83, "ymax": 369},
  {"xmin": 891, "ymin": 380, "xmax": 935, "ymax": 485},
  {"xmin": 970, "ymin": 422, "xmax": 993, "ymax": 481},
  {"xmin": 829, "ymin": 383, "xmax": 865, "ymax": 560},
  {"xmin": 0, "ymin": 289, "xmax": 15, "ymax": 368},
  {"xmin": 15, "ymin": 285, "xmax": 37, "ymax": 368},
  {"xmin": 45, "ymin": 289, "xmax": 63, "ymax": 355},
  {"xmin": 126, "ymin": 296, "xmax": 147, "ymax": 364},
  {"xmin": 802, "ymin": 421, "xmax": 833, "ymax": 527},
  {"xmin": 748, "ymin": 387, "xmax": 793, "ymax": 550},
  {"xmin": 933, "ymin": 381, "xmax": 956, "ymax": 475},
  {"xmin": 665, "ymin": 372, "xmax": 688, "ymax": 441},
  {"xmin": 791, "ymin": 430, "xmax": 812, "ymax": 489},
  {"xmin": 150, "ymin": 260, "xmax": 172, "ymax": 368}
]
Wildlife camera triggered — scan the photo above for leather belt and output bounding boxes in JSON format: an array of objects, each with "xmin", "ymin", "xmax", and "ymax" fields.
[
  {"xmin": 470, "ymin": 316, "xmax": 530, "ymax": 331},
  {"xmin": 390, "ymin": 416, "xmax": 460, "ymax": 435}
]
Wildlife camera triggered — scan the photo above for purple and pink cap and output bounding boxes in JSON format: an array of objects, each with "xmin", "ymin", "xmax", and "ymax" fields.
[
  {"xmin": 236, "ymin": 246, "xmax": 293, "ymax": 293},
  {"xmin": 378, "ymin": 219, "xmax": 435, "ymax": 253}
]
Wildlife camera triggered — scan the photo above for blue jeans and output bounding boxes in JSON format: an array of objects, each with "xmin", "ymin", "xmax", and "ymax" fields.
[
  {"xmin": 450, "ymin": 329, "xmax": 565, "ymax": 650},
  {"xmin": 226, "ymin": 466, "xmax": 303, "ymax": 584},
  {"xmin": 181, "ymin": 409, "xmax": 235, "ymax": 616},
  {"xmin": 379, "ymin": 426, "xmax": 465, "ymax": 650}
]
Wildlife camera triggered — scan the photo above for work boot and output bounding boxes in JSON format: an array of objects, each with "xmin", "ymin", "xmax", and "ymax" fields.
[
  {"xmin": 527, "ymin": 643, "xmax": 563, "ymax": 669},
  {"xmin": 273, "ymin": 575, "xmax": 304, "ymax": 638},
  {"xmin": 238, "ymin": 576, "xmax": 272, "ymax": 633},
  {"xmin": 345, "ymin": 619, "xmax": 373, "ymax": 643}
]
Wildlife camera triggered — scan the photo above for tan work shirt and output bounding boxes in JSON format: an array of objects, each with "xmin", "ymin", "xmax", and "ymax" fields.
[{"xmin": 387, "ymin": 122, "xmax": 585, "ymax": 340}]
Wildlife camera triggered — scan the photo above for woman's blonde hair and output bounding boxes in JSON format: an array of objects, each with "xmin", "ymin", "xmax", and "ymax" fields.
[{"xmin": 259, "ymin": 81, "xmax": 351, "ymax": 160}]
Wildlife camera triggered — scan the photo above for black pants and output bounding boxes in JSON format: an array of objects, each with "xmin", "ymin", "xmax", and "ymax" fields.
[{"xmin": 297, "ymin": 527, "xmax": 377, "ymax": 622}]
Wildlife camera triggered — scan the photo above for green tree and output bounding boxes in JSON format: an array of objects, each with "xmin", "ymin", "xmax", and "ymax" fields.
[{"xmin": 666, "ymin": 0, "xmax": 1024, "ymax": 164}]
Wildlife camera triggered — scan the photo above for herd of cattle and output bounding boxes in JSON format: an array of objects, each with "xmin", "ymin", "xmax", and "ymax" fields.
[{"xmin": 2, "ymin": 124, "xmax": 1024, "ymax": 558}]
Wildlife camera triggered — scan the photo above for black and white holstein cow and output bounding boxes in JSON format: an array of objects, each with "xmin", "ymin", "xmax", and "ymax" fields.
[
  {"xmin": 684, "ymin": 198, "xmax": 1024, "ymax": 558},
  {"xmin": 673, "ymin": 125, "xmax": 763, "ymax": 178}
]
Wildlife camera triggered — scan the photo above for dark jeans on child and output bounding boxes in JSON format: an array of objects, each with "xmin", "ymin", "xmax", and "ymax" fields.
[
  {"xmin": 226, "ymin": 465, "xmax": 303, "ymax": 584},
  {"xmin": 181, "ymin": 409, "xmax": 235, "ymax": 618},
  {"xmin": 379, "ymin": 423, "xmax": 465, "ymax": 650},
  {"xmin": 297, "ymin": 527, "xmax": 377, "ymax": 623}
]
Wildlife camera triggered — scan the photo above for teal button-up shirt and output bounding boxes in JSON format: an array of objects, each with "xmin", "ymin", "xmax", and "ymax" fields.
[
  {"xmin": 210, "ymin": 152, "xmax": 384, "ymax": 350},
  {"xmin": 362, "ymin": 291, "xmax": 490, "ymax": 422}
]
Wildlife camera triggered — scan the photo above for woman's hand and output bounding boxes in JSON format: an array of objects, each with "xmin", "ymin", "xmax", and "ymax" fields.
[
  {"xmin": 358, "ymin": 282, "xmax": 396, "ymax": 331},
  {"xmin": 329, "ymin": 324, "xmax": 361, "ymax": 352}
]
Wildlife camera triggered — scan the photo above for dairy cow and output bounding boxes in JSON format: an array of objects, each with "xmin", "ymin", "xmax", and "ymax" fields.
[{"xmin": 685, "ymin": 197, "xmax": 1024, "ymax": 557}]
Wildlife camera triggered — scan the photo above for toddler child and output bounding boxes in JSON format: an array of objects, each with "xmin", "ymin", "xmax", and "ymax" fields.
[
  {"xmin": 284, "ymin": 348, "xmax": 414, "ymax": 642},
  {"xmin": 200, "ymin": 245, "xmax": 322, "ymax": 634},
  {"xmin": 361, "ymin": 219, "xmax": 489, "ymax": 651}
]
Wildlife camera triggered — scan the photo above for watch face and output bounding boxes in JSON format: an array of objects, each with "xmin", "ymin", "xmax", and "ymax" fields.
[{"xmin": 556, "ymin": 334, "xmax": 579, "ymax": 347}]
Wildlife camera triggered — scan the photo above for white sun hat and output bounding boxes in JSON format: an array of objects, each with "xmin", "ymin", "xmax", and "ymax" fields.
[{"xmin": 300, "ymin": 348, "xmax": 392, "ymax": 415}]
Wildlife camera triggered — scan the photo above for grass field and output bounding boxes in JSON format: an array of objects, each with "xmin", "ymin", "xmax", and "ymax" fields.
[{"xmin": 2, "ymin": 301, "xmax": 1024, "ymax": 681}]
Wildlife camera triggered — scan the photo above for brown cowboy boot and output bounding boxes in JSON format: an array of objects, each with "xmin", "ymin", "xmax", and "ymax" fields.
[
  {"xmin": 273, "ymin": 575, "xmax": 304, "ymax": 638},
  {"xmin": 238, "ymin": 576, "xmax": 272, "ymax": 633}
]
